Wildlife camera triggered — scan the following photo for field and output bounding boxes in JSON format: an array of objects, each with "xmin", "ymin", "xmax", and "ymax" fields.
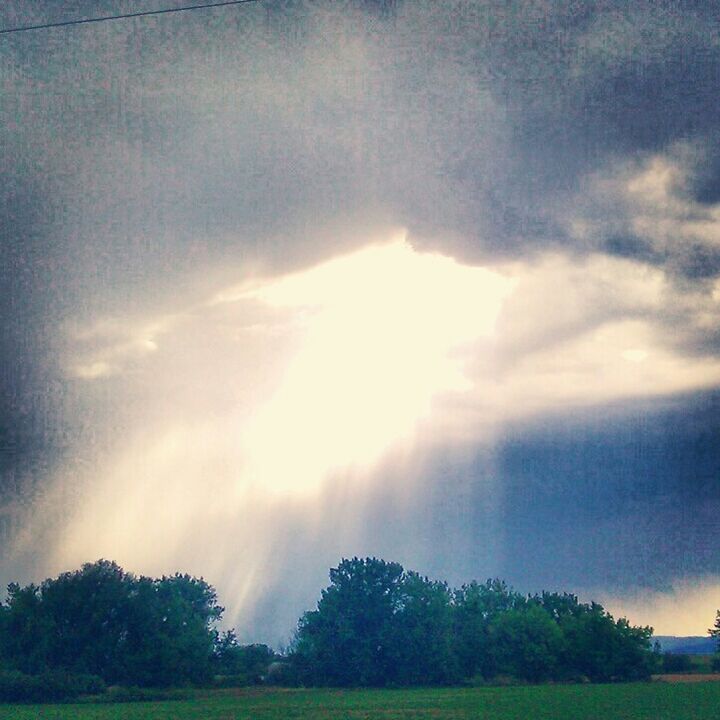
[{"xmin": 3, "ymin": 683, "xmax": 720, "ymax": 720}]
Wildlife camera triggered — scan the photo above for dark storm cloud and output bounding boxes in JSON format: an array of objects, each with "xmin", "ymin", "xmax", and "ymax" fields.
[
  {"xmin": 687, "ymin": 139, "xmax": 720, "ymax": 207},
  {"xmin": 3, "ymin": 1, "xmax": 719, "ymax": 282},
  {"xmin": 0, "ymin": 140, "xmax": 76, "ymax": 508},
  {"xmin": 402, "ymin": 1, "xmax": 720, "ymax": 263},
  {"xmin": 334, "ymin": 389, "xmax": 720, "ymax": 600},
  {"xmin": 493, "ymin": 390, "xmax": 720, "ymax": 594}
]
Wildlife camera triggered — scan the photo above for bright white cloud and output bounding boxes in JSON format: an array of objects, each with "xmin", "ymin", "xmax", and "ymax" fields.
[
  {"xmin": 234, "ymin": 239, "xmax": 514, "ymax": 495},
  {"xmin": 48, "ymin": 234, "xmax": 515, "ymax": 585}
]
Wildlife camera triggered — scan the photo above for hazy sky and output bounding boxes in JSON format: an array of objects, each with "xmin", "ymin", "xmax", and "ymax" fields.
[{"xmin": 1, "ymin": 0, "xmax": 719, "ymax": 643}]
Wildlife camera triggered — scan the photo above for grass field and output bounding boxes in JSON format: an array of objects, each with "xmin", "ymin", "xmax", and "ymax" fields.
[{"xmin": 3, "ymin": 683, "xmax": 720, "ymax": 720}]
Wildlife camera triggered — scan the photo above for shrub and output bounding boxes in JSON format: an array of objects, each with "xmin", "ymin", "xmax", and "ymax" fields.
[
  {"xmin": 662, "ymin": 653, "xmax": 693, "ymax": 673},
  {"xmin": 0, "ymin": 669, "xmax": 105, "ymax": 703}
]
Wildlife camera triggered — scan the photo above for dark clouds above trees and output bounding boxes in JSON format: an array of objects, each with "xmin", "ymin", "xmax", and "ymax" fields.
[{"xmin": 2, "ymin": 1, "xmax": 718, "ymax": 274}]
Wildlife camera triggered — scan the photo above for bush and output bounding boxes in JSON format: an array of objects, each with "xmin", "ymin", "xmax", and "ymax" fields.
[
  {"xmin": 0, "ymin": 670, "xmax": 41, "ymax": 703},
  {"xmin": 0, "ymin": 669, "xmax": 105, "ymax": 703},
  {"xmin": 662, "ymin": 653, "xmax": 693, "ymax": 673},
  {"xmin": 266, "ymin": 660, "xmax": 300, "ymax": 686},
  {"xmin": 213, "ymin": 673, "xmax": 255, "ymax": 688},
  {"xmin": 214, "ymin": 636, "xmax": 275, "ymax": 683}
]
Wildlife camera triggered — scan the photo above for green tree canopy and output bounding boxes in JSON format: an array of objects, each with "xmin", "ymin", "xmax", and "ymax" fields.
[
  {"xmin": 294, "ymin": 557, "xmax": 406, "ymax": 686},
  {"xmin": 291, "ymin": 557, "xmax": 657, "ymax": 687},
  {"xmin": 0, "ymin": 560, "xmax": 223, "ymax": 687}
]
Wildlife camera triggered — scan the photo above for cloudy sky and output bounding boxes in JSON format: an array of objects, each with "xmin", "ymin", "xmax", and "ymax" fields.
[{"xmin": 1, "ymin": 0, "xmax": 719, "ymax": 643}]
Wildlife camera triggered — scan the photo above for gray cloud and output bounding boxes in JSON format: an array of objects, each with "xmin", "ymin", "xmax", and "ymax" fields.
[{"xmin": 3, "ymin": 1, "xmax": 719, "ymax": 281}]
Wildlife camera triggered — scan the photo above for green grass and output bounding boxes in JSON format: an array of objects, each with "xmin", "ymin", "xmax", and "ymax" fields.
[{"xmin": 3, "ymin": 683, "xmax": 720, "ymax": 719}]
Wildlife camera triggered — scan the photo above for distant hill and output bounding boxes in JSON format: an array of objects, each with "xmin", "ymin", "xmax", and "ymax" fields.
[{"xmin": 654, "ymin": 636, "xmax": 716, "ymax": 655}]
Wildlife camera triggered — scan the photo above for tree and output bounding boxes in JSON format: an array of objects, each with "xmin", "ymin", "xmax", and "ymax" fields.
[
  {"xmin": 558, "ymin": 602, "xmax": 654, "ymax": 682},
  {"xmin": 215, "ymin": 630, "xmax": 275, "ymax": 683},
  {"xmin": 709, "ymin": 610, "xmax": 720, "ymax": 651},
  {"xmin": 290, "ymin": 558, "xmax": 658, "ymax": 686},
  {"xmin": 487, "ymin": 605, "xmax": 564, "ymax": 681},
  {"xmin": 293, "ymin": 557, "xmax": 406, "ymax": 686},
  {"xmin": 124, "ymin": 573, "xmax": 223, "ymax": 686},
  {"xmin": 37, "ymin": 560, "xmax": 135, "ymax": 679},
  {"xmin": 0, "ymin": 561, "xmax": 224, "ymax": 687},
  {"xmin": 391, "ymin": 572, "xmax": 458, "ymax": 685},
  {"xmin": 293, "ymin": 558, "xmax": 462, "ymax": 687},
  {"xmin": 452, "ymin": 579, "xmax": 525, "ymax": 679},
  {"xmin": 661, "ymin": 653, "xmax": 692, "ymax": 673},
  {"xmin": 1, "ymin": 582, "xmax": 53, "ymax": 675},
  {"xmin": 710, "ymin": 609, "xmax": 720, "ymax": 671}
]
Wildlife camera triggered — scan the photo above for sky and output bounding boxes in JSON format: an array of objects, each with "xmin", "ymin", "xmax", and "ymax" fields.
[{"xmin": 0, "ymin": 0, "xmax": 719, "ymax": 643}]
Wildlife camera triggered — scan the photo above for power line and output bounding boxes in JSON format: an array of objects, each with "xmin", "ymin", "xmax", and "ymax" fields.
[{"xmin": 0, "ymin": 0, "xmax": 261, "ymax": 36}]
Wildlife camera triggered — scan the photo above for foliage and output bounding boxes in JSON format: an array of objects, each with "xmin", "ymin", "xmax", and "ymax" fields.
[
  {"xmin": 293, "ymin": 557, "xmax": 407, "ymax": 686},
  {"xmin": 543, "ymin": 596, "xmax": 655, "ymax": 682},
  {"xmin": 452, "ymin": 580, "xmax": 525, "ymax": 679},
  {"xmin": 0, "ymin": 560, "xmax": 223, "ymax": 687},
  {"xmin": 214, "ymin": 631, "xmax": 275, "ymax": 684},
  {"xmin": 292, "ymin": 557, "xmax": 657, "ymax": 686},
  {"xmin": 661, "ymin": 653, "xmax": 693, "ymax": 673},
  {"xmin": 710, "ymin": 610, "xmax": 720, "ymax": 651},
  {"xmin": 711, "ymin": 609, "xmax": 720, "ymax": 673},
  {"xmin": 487, "ymin": 605, "xmax": 564, "ymax": 681},
  {"xmin": 0, "ymin": 669, "xmax": 105, "ymax": 703},
  {"xmin": 292, "ymin": 558, "xmax": 463, "ymax": 686},
  {"xmin": 0, "ymin": 556, "xmax": 658, "ymax": 693},
  {"xmin": 391, "ymin": 572, "xmax": 459, "ymax": 686}
]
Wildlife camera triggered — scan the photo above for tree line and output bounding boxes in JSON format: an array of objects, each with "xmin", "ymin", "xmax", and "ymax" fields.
[
  {"xmin": 0, "ymin": 560, "xmax": 272, "ymax": 700},
  {"xmin": 289, "ymin": 557, "xmax": 656, "ymax": 686},
  {"xmin": 0, "ymin": 556, "xmax": 683, "ymax": 700}
]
